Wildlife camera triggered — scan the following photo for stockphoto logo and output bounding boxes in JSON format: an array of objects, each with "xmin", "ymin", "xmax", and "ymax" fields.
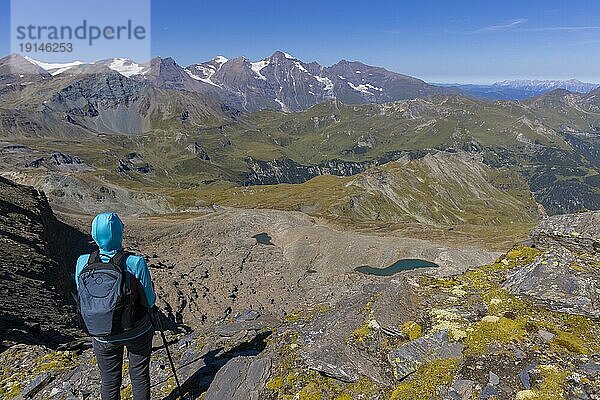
[
  {"xmin": 10, "ymin": 0, "xmax": 151, "ymax": 74},
  {"xmin": 15, "ymin": 20, "xmax": 147, "ymax": 50}
]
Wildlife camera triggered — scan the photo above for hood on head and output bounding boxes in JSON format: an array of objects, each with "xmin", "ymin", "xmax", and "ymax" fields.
[{"xmin": 91, "ymin": 212, "xmax": 124, "ymax": 252}]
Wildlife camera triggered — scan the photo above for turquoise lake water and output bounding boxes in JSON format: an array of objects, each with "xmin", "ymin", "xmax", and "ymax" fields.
[
  {"xmin": 252, "ymin": 233, "xmax": 275, "ymax": 245},
  {"xmin": 354, "ymin": 259, "xmax": 439, "ymax": 276}
]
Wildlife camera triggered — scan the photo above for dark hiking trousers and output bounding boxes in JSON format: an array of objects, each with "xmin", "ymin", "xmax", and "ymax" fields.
[{"xmin": 92, "ymin": 330, "xmax": 154, "ymax": 400}]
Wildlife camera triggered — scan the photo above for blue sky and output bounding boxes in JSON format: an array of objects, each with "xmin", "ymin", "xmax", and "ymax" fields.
[{"xmin": 1, "ymin": 0, "xmax": 600, "ymax": 83}]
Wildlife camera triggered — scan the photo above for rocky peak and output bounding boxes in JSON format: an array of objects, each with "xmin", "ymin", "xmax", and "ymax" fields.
[
  {"xmin": 0, "ymin": 54, "xmax": 52, "ymax": 90},
  {"xmin": 1, "ymin": 54, "xmax": 52, "ymax": 77},
  {"xmin": 268, "ymin": 50, "xmax": 296, "ymax": 62}
]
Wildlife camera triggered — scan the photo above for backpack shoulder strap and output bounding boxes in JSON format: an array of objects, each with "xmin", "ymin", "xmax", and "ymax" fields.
[
  {"xmin": 110, "ymin": 251, "xmax": 136, "ymax": 301},
  {"xmin": 87, "ymin": 250, "xmax": 101, "ymax": 265},
  {"xmin": 109, "ymin": 250, "xmax": 131, "ymax": 271}
]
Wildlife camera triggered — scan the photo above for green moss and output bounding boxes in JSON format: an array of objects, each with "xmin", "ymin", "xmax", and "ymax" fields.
[
  {"xmin": 0, "ymin": 349, "xmax": 79, "ymax": 400},
  {"xmin": 504, "ymin": 246, "xmax": 541, "ymax": 266},
  {"xmin": 468, "ymin": 246, "xmax": 541, "ymax": 276},
  {"xmin": 32, "ymin": 351, "xmax": 78, "ymax": 374},
  {"xmin": 552, "ymin": 331, "xmax": 589, "ymax": 354},
  {"xmin": 525, "ymin": 365, "xmax": 570, "ymax": 400},
  {"xmin": 351, "ymin": 321, "xmax": 375, "ymax": 343},
  {"xmin": 196, "ymin": 340, "xmax": 207, "ymax": 352},
  {"xmin": 569, "ymin": 263, "xmax": 587, "ymax": 272},
  {"xmin": 294, "ymin": 375, "xmax": 382, "ymax": 400},
  {"xmin": 298, "ymin": 382, "xmax": 323, "ymax": 400},
  {"xmin": 266, "ymin": 376, "xmax": 284, "ymax": 390},
  {"xmin": 0, "ymin": 381, "xmax": 22, "ymax": 399},
  {"xmin": 464, "ymin": 316, "xmax": 526, "ymax": 354},
  {"xmin": 390, "ymin": 358, "xmax": 460, "ymax": 400}
]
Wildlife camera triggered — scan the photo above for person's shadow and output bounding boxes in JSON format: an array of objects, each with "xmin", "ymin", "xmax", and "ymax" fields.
[{"xmin": 161, "ymin": 330, "xmax": 272, "ymax": 400}]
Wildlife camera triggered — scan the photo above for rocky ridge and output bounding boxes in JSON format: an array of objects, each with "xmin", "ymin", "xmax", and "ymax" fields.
[{"xmin": 0, "ymin": 176, "xmax": 90, "ymax": 351}]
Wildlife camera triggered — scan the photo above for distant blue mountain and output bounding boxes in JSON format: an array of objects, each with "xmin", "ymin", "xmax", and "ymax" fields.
[{"xmin": 435, "ymin": 79, "xmax": 599, "ymax": 100}]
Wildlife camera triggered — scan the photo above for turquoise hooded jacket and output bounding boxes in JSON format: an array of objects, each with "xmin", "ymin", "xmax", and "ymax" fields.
[{"xmin": 75, "ymin": 212, "xmax": 156, "ymax": 341}]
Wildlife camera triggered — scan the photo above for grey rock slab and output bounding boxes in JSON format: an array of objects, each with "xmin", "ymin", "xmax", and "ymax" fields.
[
  {"xmin": 519, "ymin": 364, "xmax": 536, "ymax": 389},
  {"xmin": 202, "ymin": 356, "xmax": 271, "ymax": 400},
  {"xmin": 580, "ymin": 363, "xmax": 600, "ymax": 378},
  {"xmin": 538, "ymin": 329, "xmax": 555, "ymax": 341},
  {"xmin": 298, "ymin": 292, "xmax": 368, "ymax": 383},
  {"xmin": 388, "ymin": 330, "xmax": 464, "ymax": 380},
  {"xmin": 488, "ymin": 371, "xmax": 500, "ymax": 386},
  {"xmin": 480, "ymin": 384, "xmax": 499, "ymax": 399},
  {"xmin": 19, "ymin": 372, "xmax": 53, "ymax": 399},
  {"xmin": 371, "ymin": 279, "xmax": 424, "ymax": 336},
  {"xmin": 446, "ymin": 379, "xmax": 478, "ymax": 400},
  {"xmin": 504, "ymin": 246, "xmax": 600, "ymax": 318}
]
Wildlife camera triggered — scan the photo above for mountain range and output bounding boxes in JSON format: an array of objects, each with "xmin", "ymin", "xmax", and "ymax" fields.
[
  {"xmin": 11, "ymin": 52, "xmax": 599, "ymax": 107},
  {"xmin": 1, "ymin": 52, "xmax": 600, "ymax": 217},
  {"xmin": 442, "ymin": 79, "xmax": 599, "ymax": 100},
  {"xmin": 11, "ymin": 51, "xmax": 455, "ymax": 112}
]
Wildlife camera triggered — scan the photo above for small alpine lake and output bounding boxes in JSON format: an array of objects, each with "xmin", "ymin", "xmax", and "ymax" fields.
[
  {"xmin": 252, "ymin": 233, "xmax": 275, "ymax": 246},
  {"xmin": 354, "ymin": 258, "xmax": 439, "ymax": 276}
]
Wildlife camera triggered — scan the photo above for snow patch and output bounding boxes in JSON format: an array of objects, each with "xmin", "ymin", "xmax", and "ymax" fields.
[
  {"xmin": 24, "ymin": 56, "xmax": 84, "ymax": 75},
  {"xmin": 294, "ymin": 61, "xmax": 308, "ymax": 73},
  {"xmin": 213, "ymin": 55, "xmax": 229, "ymax": 64},
  {"xmin": 274, "ymin": 98, "xmax": 288, "ymax": 112},
  {"xmin": 314, "ymin": 75, "xmax": 334, "ymax": 93},
  {"xmin": 347, "ymin": 81, "xmax": 383, "ymax": 95},
  {"xmin": 106, "ymin": 58, "xmax": 147, "ymax": 77},
  {"xmin": 185, "ymin": 65, "xmax": 221, "ymax": 87},
  {"xmin": 251, "ymin": 59, "xmax": 270, "ymax": 80},
  {"xmin": 283, "ymin": 52, "xmax": 295, "ymax": 59}
]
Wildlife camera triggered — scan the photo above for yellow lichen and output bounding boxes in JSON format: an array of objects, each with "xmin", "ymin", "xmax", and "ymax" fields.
[
  {"xmin": 430, "ymin": 309, "xmax": 467, "ymax": 341},
  {"xmin": 161, "ymin": 377, "xmax": 177, "ymax": 396},
  {"xmin": 450, "ymin": 286, "xmax": 467, "ymax": 297},
  {"xmin": 120, "ymin": 384, "xmax": 132, "ymax": 399},
  {"xmin": 515, "ymin": 390, "xmax": 537, "ymax": 399},
  {"xmin": 284, "ymin": 304, "xmax": 331, "ymax": 322},
  {"xmin": 401, "ymin": 321, "xmax": 422, "ymax": 340}
]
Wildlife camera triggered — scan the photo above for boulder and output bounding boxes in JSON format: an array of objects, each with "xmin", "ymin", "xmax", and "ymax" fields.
[
  {"xmin": 202, "ymin": 356, "xmax": 271, "ymax": 400},
  {"xmin": 504, "ymin": 246, "xmax": 599, "ymax": 317},
  {"xmin": 388, "ymin": 330, "xmax": 464, "ymax": 380}
]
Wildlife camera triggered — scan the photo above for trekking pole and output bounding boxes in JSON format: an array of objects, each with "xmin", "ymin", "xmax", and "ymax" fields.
[{"xmin": 153, "ymin": 309, "xmax": 184, "ymax": 399}]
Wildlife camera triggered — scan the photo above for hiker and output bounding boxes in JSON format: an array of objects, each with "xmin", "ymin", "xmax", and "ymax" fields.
[{"xmin": 75, "ymin": 212, "xmax": 156, "ymax": 400}]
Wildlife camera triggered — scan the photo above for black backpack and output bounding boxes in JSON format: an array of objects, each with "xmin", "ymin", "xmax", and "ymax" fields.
[{"xmin": 76, "ymin": 250, "xmax": 137, "ymax": 337}]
